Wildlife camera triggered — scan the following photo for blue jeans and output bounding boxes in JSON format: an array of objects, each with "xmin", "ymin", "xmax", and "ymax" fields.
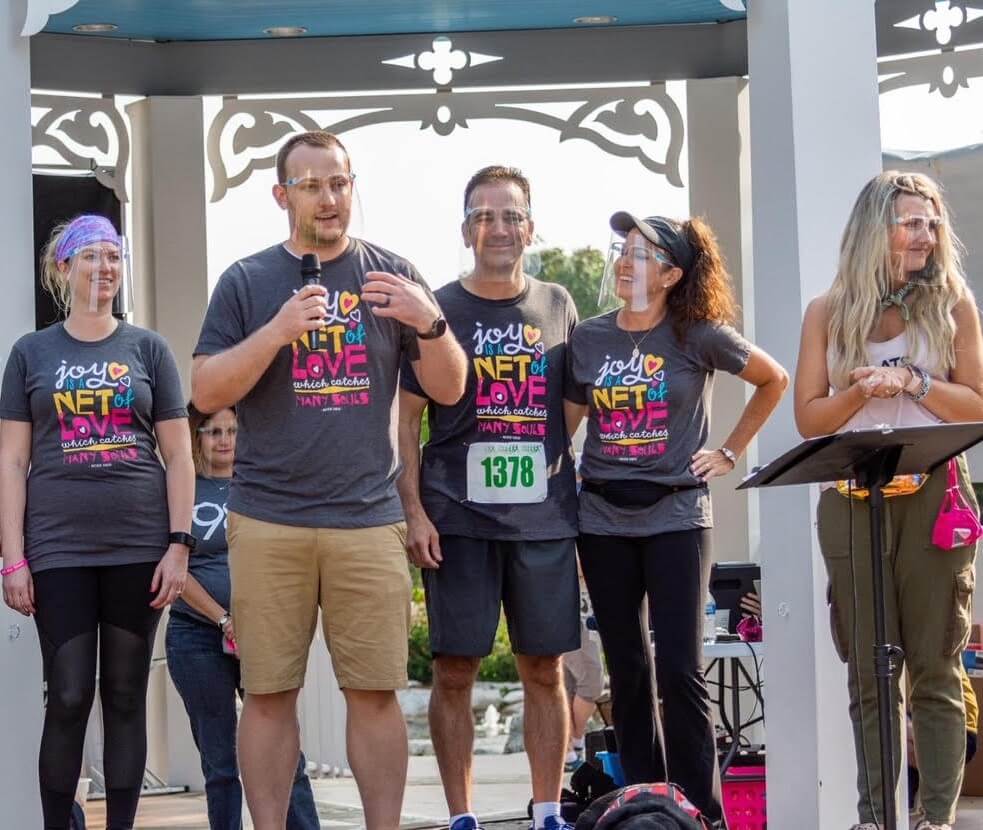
[{"xmin": 166, "ymin": 613, "xmax": 319, "ymax": 830}]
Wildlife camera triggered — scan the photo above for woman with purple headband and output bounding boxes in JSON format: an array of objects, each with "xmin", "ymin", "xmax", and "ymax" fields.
[{"xmin": 0, "ymin": 215, "xmax": 195, "ymax": 829}]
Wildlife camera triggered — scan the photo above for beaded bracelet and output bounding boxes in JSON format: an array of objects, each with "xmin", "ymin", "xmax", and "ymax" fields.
[
  {"xmin": 904, "ymin": 364, "xmax": 932, "ymax": 403},
  {"xmin": 1, "ymin": 559, "xmax": 28, "ymax": 577}
]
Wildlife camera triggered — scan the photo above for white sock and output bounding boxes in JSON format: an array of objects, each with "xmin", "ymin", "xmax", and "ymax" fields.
[
  {"xmin": 532, "ymin": 802, "xmax": 562, "ymax": 829},
  {"xmin": 565, "ymin": 749, "xmax": 578, "ymax": 763},
  {"xmin": 572, "ymin": 738, "xmax": 585, "ymax": 751},
  {"xmin": 449, "ymin": 812, "xmax": 477, "ymax": 829}
]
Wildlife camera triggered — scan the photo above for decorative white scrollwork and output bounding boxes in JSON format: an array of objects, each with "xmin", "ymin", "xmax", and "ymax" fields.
[
  {"xmin": 885, "ymin": 2, "xmax": 983, "ymax": 96},
  {"xmin": 22, "ymin": 0, "xmax": 81, "ymax": 37},
  {"xmin": 895, "ymin": 1, "xmax": 983, "ymax": 46},
  {"xmin": 879, "ymin": 44, "xmax": 983, "ymax": 98},
  {"xmin": 382, "ymin": 36, "xmax": 503, "ymax": 86},
  {"xmin": 206, "ymin": 86, "xmax": 684, "ymax": 202},
  {"xmin": 718, "ymin": 0, "xmax": 746, "ymax": 11},
  {"xmin": 32, "ymin": 93, "xmax": 130, "ymax": 202}
]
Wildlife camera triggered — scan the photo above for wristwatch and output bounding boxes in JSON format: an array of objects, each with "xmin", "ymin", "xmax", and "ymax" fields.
[
  {"xmin": 417, "ymin": 315, "xmax": 448, "ymax": 340},
  {"xmin": 168, "ymin": 531, "xmax": 198, "ymax": 553},
  {"xmin": 718, "ymin": 447, "xmax": 738, "ymax": 466},
  {"xmin": 216, "ymin": 613, "xmax": 232, "ymax": 631}
]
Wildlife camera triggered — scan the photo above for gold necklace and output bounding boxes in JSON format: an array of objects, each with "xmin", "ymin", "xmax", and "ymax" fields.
[{"xmin": 619, "ymin": 310, "xmax": 662, "ymax": 358}]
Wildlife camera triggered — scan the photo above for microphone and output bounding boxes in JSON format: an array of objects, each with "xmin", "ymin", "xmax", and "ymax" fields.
[{"xmin": 301, "ymin": 253, "xmax": 322, "ymax": 350}]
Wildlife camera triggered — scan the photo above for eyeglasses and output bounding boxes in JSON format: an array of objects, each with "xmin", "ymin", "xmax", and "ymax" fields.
[
  {"xmin": 892, "ymin": 215, "xmax": 944, "ymax": 234},
  {"xmin": 283, "ymin": 174, "xmax": 356, "ymax": 196},
  {"xmin": 197, "ymin": 426, "xmax": 238, "ymax": 439},
  {"xmin": 609, "ymin": 241, "xmax": 674, "ymax": 266},
  {"xmin": 73, "ymin": 247, "xmax": 122, "ymax": 264},
  {"xmin": 465, "ymin": 207, "xmax": 531, "ymax": 227}
]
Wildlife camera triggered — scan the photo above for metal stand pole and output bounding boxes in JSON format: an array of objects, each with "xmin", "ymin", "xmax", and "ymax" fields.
[{"xmin": 855, "ymin": 446, "xmax": 905, "ymax": 830}]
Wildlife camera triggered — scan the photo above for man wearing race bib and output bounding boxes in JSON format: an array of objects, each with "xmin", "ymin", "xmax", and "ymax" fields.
[{"xmin": 398, "ymin": 166, "xmax": 580, "ymax": 830}]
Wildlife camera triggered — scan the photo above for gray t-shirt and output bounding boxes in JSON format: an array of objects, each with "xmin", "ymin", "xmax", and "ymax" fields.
[
  {"xmin": 566, "ymin": 311, "xmax": 750, "ymax": 536},
  {"xmin": 402, "ymin": 278, "xmax": 579, "ymax": 540},
  {"xmin": 194, "ymin": 240, "xmax": 434, "ymax": 528},
  {"xmin": 0, "ymin": 322, "xmax": 187, "ymax": 572},
  {"xmin": 171, "ymin": 475, "xmax": 231, "ymax": 626}
]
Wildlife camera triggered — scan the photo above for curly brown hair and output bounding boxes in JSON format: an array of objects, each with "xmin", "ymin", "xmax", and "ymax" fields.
[{"xmin": 665, "ymin": 216, "xmax": 738, "ymax": 343}]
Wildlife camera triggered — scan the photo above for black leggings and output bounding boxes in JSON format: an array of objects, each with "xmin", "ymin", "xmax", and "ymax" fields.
[
  {"xmin": 33, "ymin": 562, "xmax": 162, "ymax": 830},
  {"xmin": 578, "ymin": 529, "xmax": 723, "ymax": 825}
]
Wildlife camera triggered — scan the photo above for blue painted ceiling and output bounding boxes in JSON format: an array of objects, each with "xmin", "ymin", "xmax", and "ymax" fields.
[{"xmin": 44, "ymin": 1, "xmax": 745, "ymax": 41}]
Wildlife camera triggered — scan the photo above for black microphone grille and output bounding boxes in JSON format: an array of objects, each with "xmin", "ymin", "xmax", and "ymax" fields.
[{"xmin": 301, "ymin": 253, "xmax": 321, "ymax": 274}]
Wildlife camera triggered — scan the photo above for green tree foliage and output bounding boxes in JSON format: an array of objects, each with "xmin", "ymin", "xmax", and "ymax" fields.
[{"xmin": 536, "ymin": 247, "xmax": 606, "ymax": 321}]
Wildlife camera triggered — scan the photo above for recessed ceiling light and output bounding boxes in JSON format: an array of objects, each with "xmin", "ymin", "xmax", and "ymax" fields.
[
  {"xmin": 573, "ymin": 16, "xmax": 618, "ymax": 25},
  {"xmin": 264, "ymin": 26, "xmax": 308, "ymax": 37},
  {"xmin": 72, "ymin": 23, "xmax": 118, "ymax": 33}
]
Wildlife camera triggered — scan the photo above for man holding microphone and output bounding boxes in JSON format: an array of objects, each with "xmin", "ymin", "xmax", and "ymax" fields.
[{"xmin": 192, "ymin": 131, "xmax": 466, "ymax": 830}]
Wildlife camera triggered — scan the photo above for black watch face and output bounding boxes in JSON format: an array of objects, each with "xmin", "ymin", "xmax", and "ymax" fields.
[{"xmin": 433, "ymin": 317, "xmax": 447, "ymax": 337}]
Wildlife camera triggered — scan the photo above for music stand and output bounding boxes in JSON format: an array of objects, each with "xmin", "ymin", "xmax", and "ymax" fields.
[{"xmin": 738, "ymin": 422, "xmax": 983, "ymax": 830}]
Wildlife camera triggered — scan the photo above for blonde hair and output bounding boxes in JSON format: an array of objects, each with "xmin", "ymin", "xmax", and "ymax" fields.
[
  {"xmin": 40, "ymin": 220, "xmax": 73, "ymax": 312},
  {"xmin": 826, "ymin": 171, "xmax": 966, "ymax": 388}
]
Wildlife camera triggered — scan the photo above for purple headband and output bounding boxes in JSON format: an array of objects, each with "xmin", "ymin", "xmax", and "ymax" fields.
[{"xmin": 54, "ymin": 215, "xmax": 121, "ymax": 263}]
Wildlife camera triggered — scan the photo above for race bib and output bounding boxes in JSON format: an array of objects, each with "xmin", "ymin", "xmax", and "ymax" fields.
[{"xmin": 466, "ymin": 442, "xmax": 548, "ymax": 504}]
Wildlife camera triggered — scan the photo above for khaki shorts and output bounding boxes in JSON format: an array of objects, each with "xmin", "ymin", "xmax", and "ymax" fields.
[
  {"xmin": 227, "ymin": 511, "xmax": 411, "ymax": 694},
  {"xmin": 563, "ymin": 619, "xmax": 605, "ymax": 702}
]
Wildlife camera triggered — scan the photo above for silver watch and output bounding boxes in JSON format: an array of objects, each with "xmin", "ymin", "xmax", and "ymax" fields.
[
  {"xmin": 718, "ymin": 446, "xmax": 738, "ymax": 465},
  {"xmin": 216, "ymin": 613, "xmax": 231, "ymax": 630}
]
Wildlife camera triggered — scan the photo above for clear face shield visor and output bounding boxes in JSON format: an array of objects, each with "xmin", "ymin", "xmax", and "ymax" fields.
[
  {"xmin": 285, "ymin": 166, "xmax": 365, "ymax": 251},
  {"xmin": 888, "ymin": 213, "xmax": 946, "ymax": 289},
  {"xmin": 62, "ymin": 237, "xmax": 131, "ymax": 315},
  {"xmin": 459, "ymin": 203, "xmax": 536, "ymax": 279},
  {"xmin": 598, "ymin": 234, "xmax": 674, "ymax": 313}
]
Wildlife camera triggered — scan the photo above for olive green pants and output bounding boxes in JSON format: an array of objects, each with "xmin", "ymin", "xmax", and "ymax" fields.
[{"xmin": 817, "ymin": 457, "xmax": 976, "ymax": 825}]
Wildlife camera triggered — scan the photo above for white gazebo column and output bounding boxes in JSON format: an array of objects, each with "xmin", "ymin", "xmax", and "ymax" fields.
[
  {"xmin": 127, "ymin": 96, "xmax": 210, "ymax": 390},
  {"xmin": 747, "ymin": 2, "xmax": 883, "ymax": 828},
  {"xmin": 0, "ymin": 2, "xmax": 43, "ymax": 827},
  {"xmin": 686, "ymin": 76, "xmax": 758, "ymax": 564},
  {"xmin": 126, "ymin": 96, "xmax": 211, "ymax": 789}
]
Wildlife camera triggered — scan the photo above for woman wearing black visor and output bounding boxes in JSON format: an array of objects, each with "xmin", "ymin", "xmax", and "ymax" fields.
[{"xmin": 564, "ymin": 213, "xmax": 787, "ymax": 824}]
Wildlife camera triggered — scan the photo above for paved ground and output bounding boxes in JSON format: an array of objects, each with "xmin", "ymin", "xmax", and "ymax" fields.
[{"xmin": 83, "ymin": 753, "xmax": 983, "ymax": 829}]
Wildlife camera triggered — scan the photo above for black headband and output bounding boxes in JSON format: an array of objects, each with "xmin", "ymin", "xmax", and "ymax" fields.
[{"xmin": 609, "ymin": 212, "xmax": 696, "ymax": 275}]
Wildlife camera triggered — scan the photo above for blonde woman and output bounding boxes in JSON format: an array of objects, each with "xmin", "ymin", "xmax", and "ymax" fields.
[
  {"xmin": 795, "ymin": 172, "xmax": 983, "ymax": 830},
  {"xmin": 0, "ymin": 215, "xmax": 194, "ymax": 830}
]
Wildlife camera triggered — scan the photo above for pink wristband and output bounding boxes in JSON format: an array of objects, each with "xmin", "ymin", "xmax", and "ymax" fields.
[{"xmin": 1, "ymin": 559, "xmax": 29, "ymax": 577}]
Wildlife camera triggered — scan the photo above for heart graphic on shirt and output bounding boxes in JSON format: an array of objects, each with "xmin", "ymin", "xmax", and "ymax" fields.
[
  {"xmin": 339, "ymin": 292, "xmax": 359, "ymax": 316},
  {"xmin": 535, "ymin": 342, "xmax": 546, "ymax": 355},
  {"xmin": 523, "ymin": 325, "xmax": 541, "ymax": 345},
  {"xmin": 108, "ymin": 362, "xmax": 129, "ymax": 380},
  {"xmin": 643, "ymin": 355, "xmax": 663, "ymax": 376}
]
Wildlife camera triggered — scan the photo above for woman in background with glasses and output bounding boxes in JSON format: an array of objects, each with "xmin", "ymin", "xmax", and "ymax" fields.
[{"xmin": 165, "ymin": 404, "xmax": 320, "ymax": 830}]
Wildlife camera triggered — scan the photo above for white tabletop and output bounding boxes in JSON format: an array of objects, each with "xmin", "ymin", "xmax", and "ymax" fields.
[{"xmin": 703, "ymin": 640, "xmax": 765, "ymax": 660}]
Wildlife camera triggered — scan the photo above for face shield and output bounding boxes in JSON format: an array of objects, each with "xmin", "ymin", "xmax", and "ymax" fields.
[
  {"xmin": 598, "ymin": 233, "xmax": 674, "ymax": 313},
  {"xmin": 61, "ymin": 237, "xmax": 129, "ymax": 315},
  {"xmin": 285, "ymin": 165, "xmax": 365, "ymax": 252},
  {"xmin": 459, "ymin": 200, "xmax": 533, "ymax": 281},
  {"xmin": 888, "ymin": 212, "xmax": 946, "ymax": 289}
]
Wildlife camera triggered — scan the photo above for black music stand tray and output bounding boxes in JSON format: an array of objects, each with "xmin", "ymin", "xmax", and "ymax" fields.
[{"xmin": 738, "ymin": 422, "xmax": 983, "ymax": 830}]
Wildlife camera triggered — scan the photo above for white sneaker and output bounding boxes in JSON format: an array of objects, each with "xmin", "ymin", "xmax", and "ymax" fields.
[
  {"xmin": 849, "ymin": 824, "xmax": 881, "ymax": 830},
  {"xmin": 913, "ymin": 821, "xmax": 952, "ymax": 830}
]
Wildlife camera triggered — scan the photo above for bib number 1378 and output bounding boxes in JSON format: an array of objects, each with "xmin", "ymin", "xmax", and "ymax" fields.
[
  {"xmin": 466, "ymin": 442, "xmax": 547, "ymax": 504},
  {"xmin": 480, "ymin": 454, "xmax": 536, "ymax": 488}
]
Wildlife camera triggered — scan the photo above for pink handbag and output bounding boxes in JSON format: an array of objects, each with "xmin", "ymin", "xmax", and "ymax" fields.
[{"xmin": 932, "ymin": 458, "xmax": 983, "ymax": 550}]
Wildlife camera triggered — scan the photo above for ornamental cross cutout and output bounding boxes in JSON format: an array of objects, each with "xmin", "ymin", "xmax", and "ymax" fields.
[
  {"xmin": 383, "ymin": 36, "xmax": 503, "ymax": 86},
  {"xmin": 896, "ymin": 1, "xmax": 983, "ymax": 46}
]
